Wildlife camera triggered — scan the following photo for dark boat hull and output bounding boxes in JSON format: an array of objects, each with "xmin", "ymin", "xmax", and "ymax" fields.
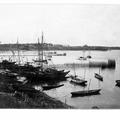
[
  {"xmin": 23, "ymin": 71, "xmax": 68, "ymax": 84},
  {"xmin": 71, "ymin": 89, "xmax": 101, "ymax": 97},
  {"xmin": 70, "ymin": 80, "xmax": 87, "ymax": 86},
  {"xmin": 95, "ymin": 73, "xmax": 103, "ymax": 81},
  {"xmin": 42, "ymin": 84, "xmax": 64, "ymax": 90},
  {"xmin": 70, "ymin": 75, "xmax": 87, "ymax": 86},
  {"xmin": 116, "ymin": 80, "xmax": 120, "ymax": 86}
]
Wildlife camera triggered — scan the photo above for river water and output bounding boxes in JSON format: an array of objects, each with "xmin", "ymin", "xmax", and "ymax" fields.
[
  {"xmin": 1, "ymin": 50, "xmax": 120, "ymax": 109},
  {"xmin": 44, "ymin": 50, "xmax": 120, "ymax": 109}
]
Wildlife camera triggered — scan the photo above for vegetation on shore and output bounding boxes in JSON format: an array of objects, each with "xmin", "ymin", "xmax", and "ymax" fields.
[
  {"xmin": 0, "ymin": 43, "xmax": 119, "ymax": 51},
  {"xmin": 0, "ymin": 72, "xmax": 71, "ymax": 109}
]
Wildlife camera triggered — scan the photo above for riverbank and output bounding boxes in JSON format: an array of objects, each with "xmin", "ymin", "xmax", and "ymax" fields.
[
  {"xmin": 0, "ymin": 72, "xmax": 72, "ymax": 109},
  {"xmin": 0, "ymin": 43, "xmax": 110, "ymax": 51},
  {"xmin": 0, "ymin": 91, "xmax": 71, "ymax": 109}
]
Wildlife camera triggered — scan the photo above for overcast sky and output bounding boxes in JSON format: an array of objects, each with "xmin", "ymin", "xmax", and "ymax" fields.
[{"xmin": 0, "ymin": 4, "xmax": 120, "ymax": 46}]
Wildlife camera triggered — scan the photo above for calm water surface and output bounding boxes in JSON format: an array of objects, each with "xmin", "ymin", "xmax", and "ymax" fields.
[
  {"xmin": 1, "ymin": 50, "xmax": 120, "ymax": 109},
  {"xmin": 45, "ymin": 50, "xmax": 120, "ymax": 109}
]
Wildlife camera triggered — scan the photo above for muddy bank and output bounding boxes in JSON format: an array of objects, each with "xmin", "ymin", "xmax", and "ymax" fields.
[
  {"xmin": 0, "ymin": 91, "xmax": 71, "ymax": 109},
  {"xmin": 0, "ymin": 72, "xmax": 72, "ymax": 109}
]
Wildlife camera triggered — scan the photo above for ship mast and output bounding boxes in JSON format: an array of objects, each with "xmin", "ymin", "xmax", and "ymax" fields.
[
  {"xmin": 37, "ymin": 32, "xmax": 44, "ymax": 68},
  {"xmin": 41, "ymin": 31, "xmax": 44, "ymax": 63},
  {"xmin": 38, "ymin": 37, "xmax": 40, "ymax": 64},
  {"xmin": 17, "ymin": 37, "xmax": 20, "ymax": 65}
]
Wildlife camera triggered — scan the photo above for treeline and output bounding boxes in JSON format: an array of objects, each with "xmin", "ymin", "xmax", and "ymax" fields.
[{"xmin": 0, "ymin": 43, "xmax": 119, "ymax": 51}]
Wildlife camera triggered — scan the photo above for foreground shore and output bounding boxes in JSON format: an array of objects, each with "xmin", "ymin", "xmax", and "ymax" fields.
[
  {"xmin": 0, "ymin": 72, "xmax": 72, "ymax": 109},
  {"xmin": 0, "ymin": 91, "xmax": 71, "ymax": 109}
]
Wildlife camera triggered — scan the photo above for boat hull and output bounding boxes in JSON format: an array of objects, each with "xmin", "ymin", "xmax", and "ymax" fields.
[
  {"xmin": 95, "ymin": 73, "xmax": 103, "ymax": 81},
  {"xmin": 42, "ymin": 84, "xmax": 64, "ymax": 90},
  {"xmin": 116, "ymin": 80, "xmax": 120, "ymax": 86},
  {"xmin": 71, "ymin": 89, "xmax": 101, "ymax": 97},
  {"xmin": 70, "ymin": 75, "xmax": 87, "ymax": 86},
  {"xmin": 70, "ymin": 79, "xmax": 87, "ymax": 86}
]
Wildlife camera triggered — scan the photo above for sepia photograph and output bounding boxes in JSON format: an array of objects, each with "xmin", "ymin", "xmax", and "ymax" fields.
[{"xmin": 0, "ymin": 2, "xmax": 120, "ymax": 111}]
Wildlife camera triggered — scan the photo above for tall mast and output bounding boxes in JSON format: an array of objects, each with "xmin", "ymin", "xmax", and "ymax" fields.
[
  {"xmin": 17, "ymin": 37, "xmax": 20, "ymax": 65},
  {"xmin": 73, "ymin": 63, "xmax": 76, "ymax": 77},
  {"xmin": 38, "ymin": 37, "xmax": 40, "ymax": 64},
  {"xmin": 41, "ymin": 31, "xmax": 44, "ymax": 63}
]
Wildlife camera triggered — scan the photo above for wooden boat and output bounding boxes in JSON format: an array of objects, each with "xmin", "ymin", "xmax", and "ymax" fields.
[
  {"xmin": 71, "ymin": 89, "xmax": 101, "ymax": 97},
  {"xmin": 87, "ymin": 55, "xmax": 92, "ymax": 59},
  {"xmin": 78, "ymin": 56, "xmax": 87, "ymax": 60},
  {"xmin": 70, "ymin": 62, "xmax": 87, "ymax": 86},
  {"xmin": 70, "ymin": 76, "xmax": 87, "ymax": 86},
  {"xmin": 95, "ymin": 73, "xmax": 103, "ymax": 81},
  {"xmin": 116, "ymin": 80, "xmax": 120, "ymax": 84},
  {"xmin": 95, "ymin": 67, "xmax": 103, "ymax": 81},
  {"xmin": 116, "ymin": 80, "xmax": 120, "ymax": 86},
  {"xmin": 42, "ymin": 84, "xmax": 64, "ymax": 90},
  {"xmin": 33, "ymin": 59, "xmax": 48, "ymax": 64},
  {"xmin": 87, "ymin": 50, "xmax": 92, "ymax": 59}
]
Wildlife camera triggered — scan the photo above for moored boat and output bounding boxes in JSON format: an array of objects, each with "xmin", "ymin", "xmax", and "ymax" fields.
[
  {"xmin": 70, "ymin": 75, "xmax": 87, "ymax": 86},
  {"xmin": 116, "ymin": 80, "xmax": 120, "ymax": 86},
  {"xmin": 42, "ymin": 84, "xmax": 64, "ymax": 90},
  {"xmin": 95, "ymin": 73, "xmax": 103, "ymax": 81},
  {"xmin": 87, "ymin": 55, "xmax": 92, "ymax": 59},
  {"xmin": 71, "ymin": 89, "xmax": 101, "ymax": 97}
]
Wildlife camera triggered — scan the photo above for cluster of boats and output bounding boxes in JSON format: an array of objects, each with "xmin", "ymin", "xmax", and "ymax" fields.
[
  {"xmin": 0, "ymin": 32, "xmax": 117, "ymax": 99},
  {"xmin": 69, "ymin": 73, "xmax": 102, "ymax": 97},
  {"xmin": 0, "ymin": 60, "xmax": 70, "ymax": 85},
  {"xmin": 0, "ymin": 56, "xmax": 104, "ymax": 98}
]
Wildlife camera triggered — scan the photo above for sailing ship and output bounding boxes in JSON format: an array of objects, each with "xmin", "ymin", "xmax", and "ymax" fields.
[
  {"xmin": 33, "ymin": 32, "xmax": 48, "ymax": 65},
  {"xmin": 22, "ymin": 32, "xmax": 69, "ymax": 84}
]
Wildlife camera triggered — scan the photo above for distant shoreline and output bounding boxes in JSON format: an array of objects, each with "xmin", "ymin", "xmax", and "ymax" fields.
[{"xmin": 0, "ymin": 43, "xmax": 120, "ymax": 51}]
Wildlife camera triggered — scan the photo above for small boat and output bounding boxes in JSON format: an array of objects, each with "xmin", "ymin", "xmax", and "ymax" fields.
[
  {"xmin": 116, "ymin": 80, "xmax": 120, "ymax": 86},
  {"xmin": 71, "ymin": 89, "xmax": 101, "ymax": 97},
  {"xmin": 95, "ymin": 67, "xmax": 103, "ymax": 81},
  {"xmin": 55, "ymin": 53, "xmax": 66, "ymax": 56},
  {"xmin": 42, "ymin": 84, "xmax": 64, "ymax": 90},
  {"xmin": 87, "ymin": 50, "xmax": 92, "ymax": 59},
  {"xmin": 33, "ymin": 59, "xmax": 48, "ymax": 64},
  {"xmin": 70, "ymin": 76, "xmax": 87, "ymax": 86},
  {"xmin": 95, "ymin": 73, "xmax": 103, "ymax": 81},
  {"xmin": 87, "ymin": 55, "xmax": 92, "ymax": 59},
  {"xmin": 70, "ymin": 62, "xmax": 87, "ymax": 86},
  {"xmin": 78, "ymin": 56, "xmax": 87, "ymax": 60}
]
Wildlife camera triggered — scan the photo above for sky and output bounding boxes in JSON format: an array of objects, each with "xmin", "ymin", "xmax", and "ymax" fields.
[{"xmin": 0, "ymin": 4, "xmax": 120, "ymax": 46}]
